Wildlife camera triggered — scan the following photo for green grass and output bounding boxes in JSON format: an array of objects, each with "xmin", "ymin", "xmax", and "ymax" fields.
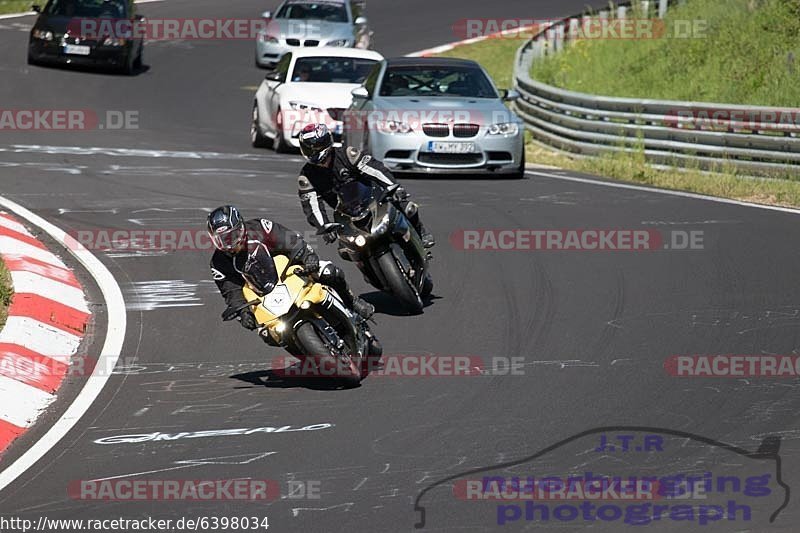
[
  {"xmin": 0, "ymin": 1, "xmax": 35, "ymax": 15},
  {"xmin": 531, "ymin": 0, "xmax": 800, "ymax": 106},
  {"xmin": 432, "ymin": 11, "xmax": 800, "ymax": 209},
  {"xmin": 0, "ymin": 258, "xmax": 12, "ymax": 330}
]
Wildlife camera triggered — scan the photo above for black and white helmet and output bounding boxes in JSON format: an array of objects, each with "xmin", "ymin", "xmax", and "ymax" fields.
[
  {"xmin": 207, "ymin": 205, "xmax": 246, "ymax": 253},
  {"xmin": 299, "ymin": 123, "xmax": 334, "ymax": 165}
]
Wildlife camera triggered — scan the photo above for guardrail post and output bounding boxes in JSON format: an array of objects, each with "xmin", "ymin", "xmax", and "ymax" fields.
[
  {"xmin": 658, "ymin": 0, "xmax": 668, "ymax": 18},
  {"xmin": 641, "ymin": 1, "xmax": 650, "ymax": 17},
  {"xmin": 555, "ymin": 24, "xmax": 565, "ymax": 52},
  {"xmin": 618, "ymin": 6, "xmax": 627, "ymax": 20}
]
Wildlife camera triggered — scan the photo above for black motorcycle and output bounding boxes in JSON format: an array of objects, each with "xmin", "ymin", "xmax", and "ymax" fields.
[{"xmin": 320, "ymin": 181, "xmax": 433, "ymax": 314}]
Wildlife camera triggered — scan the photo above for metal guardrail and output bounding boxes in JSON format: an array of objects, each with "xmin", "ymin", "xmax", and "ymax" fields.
[{"xmin": 512, "ymin": 2, "xmax": 800, "ymax": 176}]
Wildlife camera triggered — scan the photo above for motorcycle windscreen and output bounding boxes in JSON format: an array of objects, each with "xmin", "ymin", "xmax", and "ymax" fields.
[
  {"xmin": 337, "ymin": 181, "xmax": 375, "ymax": 220},
  {"xmin": 242, "ymin": 243, "xmax": 279, "ymax": 296}
]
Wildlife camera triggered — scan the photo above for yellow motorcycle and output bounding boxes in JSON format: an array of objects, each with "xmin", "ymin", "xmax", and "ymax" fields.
[{"xmin": 222, "ymin": 249, "xmax": 379, "ymax": 387}]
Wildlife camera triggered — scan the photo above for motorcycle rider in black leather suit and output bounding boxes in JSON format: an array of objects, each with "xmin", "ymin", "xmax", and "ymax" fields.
[
  {"xmin": 207, "ymin": 205, "xmax": 375, "ymax": 331},
  {"xmin": 295, "ymin": 123, "xmax": 435, "ymax": 248}
]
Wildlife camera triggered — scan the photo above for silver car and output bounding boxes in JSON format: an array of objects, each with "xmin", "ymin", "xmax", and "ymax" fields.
[
  {"xmin": 343, "ymin": 57, "xmax": 525, "ymax": 177},
  {"xmin": 256, "ymin": 0, "xmax": 372, "ymax": 69}
]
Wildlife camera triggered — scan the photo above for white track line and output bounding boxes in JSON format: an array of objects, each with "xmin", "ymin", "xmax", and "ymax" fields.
[
  {"xmin": 0, "ymin": 196, "xmax": 126, "ymax": 494},
  {"xmin": 528, "ymin": 171, "xmax": 800, "ymax": 216}
]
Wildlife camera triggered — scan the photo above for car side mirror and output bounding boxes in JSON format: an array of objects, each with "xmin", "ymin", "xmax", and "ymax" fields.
[
  {"xmin": 261, "ymin": 10, "xmax": 272, "ymax": 19},
  {"xmin": 351, "ymin": 86, "xmax": 369, "ymax": 100},
  {"xmin": 354, "ymin": 16, "xmax": 367, "ymax": 25},
  {"xmin": 502, "ymin": 89, "xmax": 520, "ymax": 102},
  {"xmin": 135, "ymin": 14, "xmax": 145, "ymax": 22},
  {"xmin": 265, "ymin": 71, "xmax": 283, "ymax": 82},
  {"xmin": 31, "ymin": 4, "xmax": 41, "ymax": 12}
]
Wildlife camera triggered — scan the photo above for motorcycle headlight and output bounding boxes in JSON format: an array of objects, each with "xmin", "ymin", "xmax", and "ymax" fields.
[
  {"xmin": 32, "ymin": 29, "xmax": 54, "ymax": 41},
  {"xmin": 275, "ymin": 321, "xmax": 287, "ymax": 333},
  {"xmin": 102, "ymin": 37, "xmax": 127, "ymax": 46},
  {"xmin": 327, "ymin": 39, "xmax": 349, "ymax": 47},
  {"xmin": 376, "ymin": 120, "xmax": 413, "ymax": 134},
  {"xmin": 354, "ymin": 235, "xmax": 367, "ymax": 247},
  {"xmin": 372, "ymin": 213, "xmax": 391, "ymax": 236},
  {"xmin": 289, "ymin": 101, "xmax": 324, "ymax": 113},
  {"xmin": 487, "ymin": 122, "xmax": 519, "ymax": 136}
]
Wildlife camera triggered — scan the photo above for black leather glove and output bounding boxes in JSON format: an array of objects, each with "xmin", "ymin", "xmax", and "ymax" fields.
[
  {"xmin": 239, "ymin": 309, "xmax": 258, "ymax": 330},
  {"xmin": 304, "ymin": 253, "xmax": 320, "ymax": 273},
  {"xmin": 323, "ymin": 231, "xmax": 338, "ymax": 244}
]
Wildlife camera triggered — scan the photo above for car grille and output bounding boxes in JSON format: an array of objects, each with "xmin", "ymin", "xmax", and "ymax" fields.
[
  {"xmin": 63, "ymin": 35, "xmax": 97, "ymax": 45},
  {"xmin": 453, "ymin": 123, "xmax": 480, "ymax": 138},
  {"xmin": 418, "ymin": 153, "xmax": 483, "ymax": 165},
  {"xmin": 422, "ymin": 123, "xmax": 449, "ymax": 137},
  {"xmin": 285, "ymin": 38, "xmax": 320, "ymax": 47},
  {"xmin": 327, "ymin": 108, "xmax": 345, "ymax": 121}
]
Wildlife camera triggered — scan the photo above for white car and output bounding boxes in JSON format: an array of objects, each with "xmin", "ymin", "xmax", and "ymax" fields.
[{"xmin": 251, "ymin": 47, "xmax": 383, "ymax": 151}]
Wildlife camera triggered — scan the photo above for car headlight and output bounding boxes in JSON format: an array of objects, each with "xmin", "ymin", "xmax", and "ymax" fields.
[
  {"xmin": 376, "ymin": 120, "xmax": 413, "ymax": 134},
  {"xmin": 102, "ymin": 37, "xmax": 126, "ymax": 46},
  {"xmin": 289, "ymin": 101, "xmax": 324, "ymax": 113},
  {"xmin": 372, "ymin": 213, "xmax": 391, "ymax": 235},
  {"xmin": 32, "ymin": 29, "xmax": 54, "ymax": 41},
  {"xmin": 259, "ymin": 33, "xmax": 279, "ymax": 43},
  {"xmin": 487, "ymin": 123, "xmax": 519, "ymax": 136},
  {"xmin": 327, "ymin": 39, "xmax": 349, "ymax": 47}
]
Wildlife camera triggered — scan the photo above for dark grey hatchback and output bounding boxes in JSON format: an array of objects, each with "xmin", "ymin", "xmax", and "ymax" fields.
[{"xmin": 28, "ymin": 0, "xmax": 144, "ymax": 74}]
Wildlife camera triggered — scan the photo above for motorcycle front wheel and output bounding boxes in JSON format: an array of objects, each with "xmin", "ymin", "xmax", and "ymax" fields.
[
  {"xmin": 295, "ymin": 322, "xmax": 361, "ymax": 388},
  {"xmin": 377, "ymin": 252, "xmax": 423, "ymax": 314}
]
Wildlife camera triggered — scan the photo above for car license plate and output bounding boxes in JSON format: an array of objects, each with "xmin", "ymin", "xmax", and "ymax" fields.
[
  {"xmin": 63, "ymin": 44, "xmax": 90, "ymax": 56},
  {"xmin": 427, "ymin": 141, "xmax": 475, "ymax": 154}
]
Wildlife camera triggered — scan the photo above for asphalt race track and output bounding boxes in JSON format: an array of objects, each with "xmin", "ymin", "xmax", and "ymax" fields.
[{"xmin": 1, "ymin": 0, "xmax": 800, "ymax": 531}]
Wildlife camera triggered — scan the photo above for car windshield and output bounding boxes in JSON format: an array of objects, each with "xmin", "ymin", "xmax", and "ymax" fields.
[
  {"xmin": 276, "ymin": 2, "xmax": 348, "ymax": 23},
  {"xmin": 44, "ymin": 0, "xmax": 127, "ymax": 18},
  {"xmin": 337, "ymin": 181, "xmax": 375, "ymax": 219},
  {"xmin": 291, "ymin": 57, "xmax": 378, "ymax": 83},
  {"xmin": 379, "ymin": 65, "xmax": 498, "ymax": 98}
]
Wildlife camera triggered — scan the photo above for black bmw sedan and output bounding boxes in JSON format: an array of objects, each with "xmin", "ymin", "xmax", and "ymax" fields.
[{"xmin": 28, "ymin": 0, "xmax": 144, "ymax": 74}]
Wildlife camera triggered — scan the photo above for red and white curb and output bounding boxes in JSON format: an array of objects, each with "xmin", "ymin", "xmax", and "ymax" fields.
[{"xmin": 0, "ymin": 212, "xmax": 90, "ymax": 454}]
